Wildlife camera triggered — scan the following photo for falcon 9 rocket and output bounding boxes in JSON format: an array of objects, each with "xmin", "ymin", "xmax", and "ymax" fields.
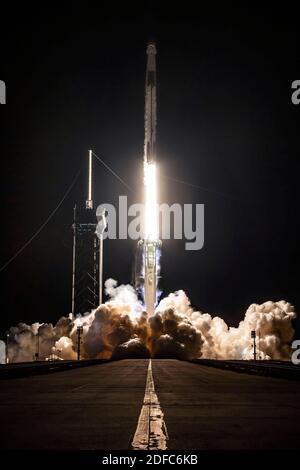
[
  {"xmin": 144, "ymin": 41, "xmax": 157, "ymax": 165},
  {"xmin": 137, "ymin": 41, "xmax": 161, "ymax": 316}
]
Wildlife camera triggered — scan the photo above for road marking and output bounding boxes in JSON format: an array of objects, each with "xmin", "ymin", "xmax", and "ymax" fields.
[{"xmin": 131, "ymin": 359, "xmax": 168, "ymax": 450}]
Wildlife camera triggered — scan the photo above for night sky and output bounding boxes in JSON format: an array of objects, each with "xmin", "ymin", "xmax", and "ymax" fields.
[{"xmin": 1, "ymin": 3, "xmax": 299, "ymax": 336}]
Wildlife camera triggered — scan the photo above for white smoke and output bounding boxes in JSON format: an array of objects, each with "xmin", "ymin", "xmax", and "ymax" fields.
[
  {"xmin": 104, "ymin": 278, "xmax": 144, "ymax": 319},
  {"xmin": 55, "ymin": 336, "xmax": 77, "ymax": 360},
  {"xmin": 4, "ymin": 279, "xmax": 297, "ymax": 362},
  {"xmin": 156, "ymin": 291, "xmax": 296, "ymax": 360}
]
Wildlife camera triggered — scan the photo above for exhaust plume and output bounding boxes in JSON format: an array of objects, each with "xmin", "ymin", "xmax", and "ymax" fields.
[{"xmin": 3, "ymin": 279, "xmax": 296, "ymax": 363}]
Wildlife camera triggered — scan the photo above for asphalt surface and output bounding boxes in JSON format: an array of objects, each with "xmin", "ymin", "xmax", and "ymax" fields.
[
  {"xmin": 0, "ymin": 359, "xmax": 300, "ymax": 450},
  {"xmin": 152, "ymin": 360, "xmax": 300, "ymax": 450},
  {"xmin": 0, "ymin": 359, "xmax": 148, "ymax": 450}
]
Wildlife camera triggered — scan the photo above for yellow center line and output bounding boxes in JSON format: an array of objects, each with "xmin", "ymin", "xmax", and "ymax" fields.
[{"xmin": 131, "ymin": 360, "xmax": 168, "ymax": 450}]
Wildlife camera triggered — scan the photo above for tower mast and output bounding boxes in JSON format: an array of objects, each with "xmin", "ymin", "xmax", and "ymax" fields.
[{"xmin": 86, "ymin": 149, "xmax": 93, "ymax": 209}]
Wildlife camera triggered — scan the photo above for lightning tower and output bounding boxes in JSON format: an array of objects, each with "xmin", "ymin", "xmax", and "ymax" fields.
[{"xmin": 71, "ymin": 150, "xmax": 100, "ymax": 315}]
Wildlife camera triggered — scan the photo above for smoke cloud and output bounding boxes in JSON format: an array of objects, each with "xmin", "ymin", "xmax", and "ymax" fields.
[{"xmin": 4, "ymin": 279, "xmax": 296, "ymax": 363}]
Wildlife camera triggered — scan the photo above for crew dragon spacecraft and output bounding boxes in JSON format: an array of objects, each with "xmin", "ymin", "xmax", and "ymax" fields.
[{"xmin": 137, "ymin": 41, "xmax": 161, "ymax": 316}]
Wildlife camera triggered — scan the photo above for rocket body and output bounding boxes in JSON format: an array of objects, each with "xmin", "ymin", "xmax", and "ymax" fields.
[
  {"xmin": 142, "ymin": 41, "xmax": 161, "ymax": 317},
  {"xmin": 143, "ymin": 240, "xmax": 160, "ymax": 316},
  {"xmin": 144, "ymin": 42, "xmax": 157, "ymax": 164}
]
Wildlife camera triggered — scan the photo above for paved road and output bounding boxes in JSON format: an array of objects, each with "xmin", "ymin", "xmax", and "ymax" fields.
[
  {"xmin": 0, "ymin": 359, "xmax": 300, "ymax": 450},
  {"xmin": 0, "ymin": 360, "xmax": 148, "ymax": 450},
  {"xmin": 152, "ymin": 360, "xmax": 300, "ymax": 449}
]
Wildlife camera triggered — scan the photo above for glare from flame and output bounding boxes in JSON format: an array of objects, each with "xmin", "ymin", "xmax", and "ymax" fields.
[{"xmin": 144, "ymin": 162, "xmax": 158, "ymax": 240}]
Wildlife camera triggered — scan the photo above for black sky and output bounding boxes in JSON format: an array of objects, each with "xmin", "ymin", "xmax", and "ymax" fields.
[{"xmin": 0, "ymin": 2, "xmax": 299, "ymax": 335}]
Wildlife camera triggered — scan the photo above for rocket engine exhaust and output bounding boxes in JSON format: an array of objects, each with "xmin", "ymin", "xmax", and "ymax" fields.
[{"xmin": 1, "ymin": 280, "xmax": 297, "ymax": 363}]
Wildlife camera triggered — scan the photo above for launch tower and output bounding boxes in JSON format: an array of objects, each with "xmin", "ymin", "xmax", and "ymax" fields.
[{"xmin": 71, "ymin": 150, "xmax": 100, "ymax": 315}]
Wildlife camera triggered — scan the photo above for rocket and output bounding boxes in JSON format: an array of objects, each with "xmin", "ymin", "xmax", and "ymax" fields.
[
  {"xmin": 140, "ymin": 41, "xmax": 161, "ymax": 317},
  {"xmin": 144, "ymin": 41, "xmax": 157, "ymax": 164}
]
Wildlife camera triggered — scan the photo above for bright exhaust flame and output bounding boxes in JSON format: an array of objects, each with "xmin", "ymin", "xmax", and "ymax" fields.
[{"xmin": 144, "ymin": 162, "xmax": 158, "ymax": 241}]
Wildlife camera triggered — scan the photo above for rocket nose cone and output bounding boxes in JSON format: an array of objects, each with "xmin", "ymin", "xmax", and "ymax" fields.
[{"xmin": 147, "ymin": 41, "xmax": 157, "ymax": 55}]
